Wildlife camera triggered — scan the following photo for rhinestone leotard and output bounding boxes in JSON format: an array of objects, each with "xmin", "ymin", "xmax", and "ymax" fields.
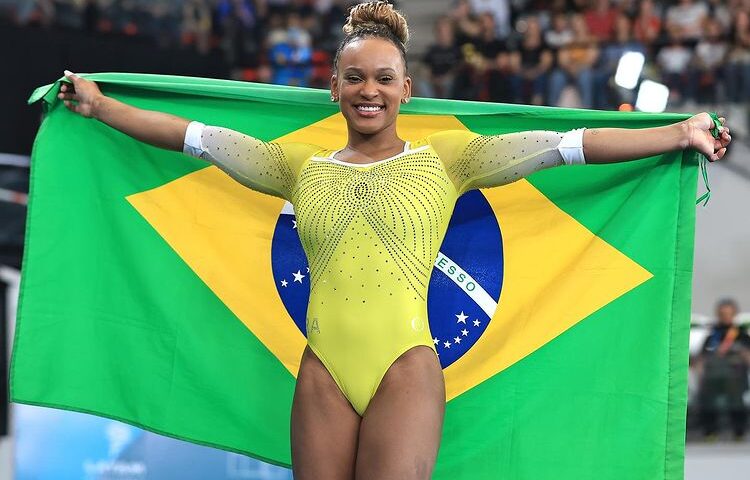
[{"xmin": 183, "ymin": 123, "xmax": 583, "ymax": 415}]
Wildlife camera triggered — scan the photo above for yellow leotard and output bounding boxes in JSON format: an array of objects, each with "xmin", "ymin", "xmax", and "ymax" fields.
[{"xmin": 183, "ymin": 123, "xmax": 585, "ymax": 415}]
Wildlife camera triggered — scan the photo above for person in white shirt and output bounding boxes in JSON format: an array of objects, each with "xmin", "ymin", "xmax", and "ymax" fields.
[
  {"xmin": 665, "ymin": 0, "xmax": 708, "ymax": 43},
  {"xmin": 469, "ymin": 0, "xmax": 511, "ymax": 38}
]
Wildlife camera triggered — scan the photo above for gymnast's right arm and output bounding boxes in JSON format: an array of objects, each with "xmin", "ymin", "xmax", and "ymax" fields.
[
  {"xmin": 59, "ymin": 70, "xmax": 317, "ymax": 200},
  {"xmin": 60, "ymin": 70, "xmax": 189, "ymax": 152}
]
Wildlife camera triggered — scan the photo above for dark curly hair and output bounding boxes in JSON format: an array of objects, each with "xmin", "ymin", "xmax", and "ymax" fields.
[{"xmin": 333, "ymin": 1, "xmax": 410, "ymax": 74}]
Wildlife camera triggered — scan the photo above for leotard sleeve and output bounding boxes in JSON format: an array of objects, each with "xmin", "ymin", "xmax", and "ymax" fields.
[
  {"xmin": 428, "ymin": 128, "xmax": 586, "ymax": 195},
  {"xmin": 182, "ymin": 120, "xmax": 321, "ymax": 201}
]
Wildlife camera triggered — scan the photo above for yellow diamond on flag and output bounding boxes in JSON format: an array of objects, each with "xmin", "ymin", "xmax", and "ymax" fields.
[{"xmin": 126, "ymin": 113, "xmax": 652, "ymax": 402}]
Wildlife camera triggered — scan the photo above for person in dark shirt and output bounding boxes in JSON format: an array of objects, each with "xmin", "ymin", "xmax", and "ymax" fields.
[
  {"xmin": 422, "ymin": 16, "xmax": 462, "ymax": 98},
  {"xmin": 513, "ymin": 15, "xmax": 553, "ymax": 105},
  {"xmin": 473, "ymin": 11, "xmax": 507, "ymax": 61},
  {"xmin": 694, "ymin": 299, "xmax": 750, "ymax": 440}
]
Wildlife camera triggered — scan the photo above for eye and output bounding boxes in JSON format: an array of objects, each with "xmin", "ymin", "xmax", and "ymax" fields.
[
  {"xmin": 380, "ymin": 76, "xmax": 394, "ymax": 83},
  {"xmin": 346, "ymin": 75, "xmax": 362, "ymax": 82}
]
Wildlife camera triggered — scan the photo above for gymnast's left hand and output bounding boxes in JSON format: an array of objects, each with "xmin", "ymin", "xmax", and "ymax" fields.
[{"xmin": 684, "ymin": 112, "xmax": 732, "ymax": 162}]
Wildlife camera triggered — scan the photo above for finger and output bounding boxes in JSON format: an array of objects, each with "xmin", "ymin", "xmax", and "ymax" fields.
[
  {"xmin": 719, "ymin": 117, "xmax": 725, "ymax": 125},
  {"xmin": 63, "ymin": 99, "xmax": 78, "ymax": 113},
  {"xmin": 715, "ymin": 147, "xmax": 727, "ymax": 161},
  {"xmin": 64, "ymin": 70, "xmax": 78, "ymax": 84}
]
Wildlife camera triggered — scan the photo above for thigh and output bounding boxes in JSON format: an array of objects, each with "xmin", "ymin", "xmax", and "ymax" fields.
[
  {"xmin": 291, "ymin": 346, "xmax": 361, "ymax": 480},
  {"xmin": 355, "ymin": 346, "xmax": 446, "ymax": 480}
]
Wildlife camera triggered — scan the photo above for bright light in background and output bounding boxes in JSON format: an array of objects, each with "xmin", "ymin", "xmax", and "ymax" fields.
[
  {"xmin": 635, "ymin": 80, "xmax": 670, "ymax": 113},
  {"xmin": 614, "ymin": 51, "xmax": 645, "ymax": 89}
]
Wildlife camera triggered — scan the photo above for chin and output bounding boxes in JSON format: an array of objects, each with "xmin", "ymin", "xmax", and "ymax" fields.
[{"xmin": 352, "ymin": 121, "xmax": 389, "ymax": 135}]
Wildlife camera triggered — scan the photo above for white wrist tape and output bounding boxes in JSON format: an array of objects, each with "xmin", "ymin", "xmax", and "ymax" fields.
[
  {"xmin": 557, "ymin": 127, "xmax": 586, "ymax": 165},
  {"xmin": 183, "ymin": 120, "xmax": 206, "ymax": 158}
]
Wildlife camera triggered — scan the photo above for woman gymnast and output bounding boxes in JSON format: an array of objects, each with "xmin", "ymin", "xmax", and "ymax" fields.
[{"xmin": 59, "ymin": 2, "xmax": 731, "ymax": 478}]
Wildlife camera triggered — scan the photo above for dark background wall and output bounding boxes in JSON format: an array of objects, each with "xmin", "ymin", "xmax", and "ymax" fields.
[{"xmin": 2, "ymin": 20, "xmax": 229, "ymax": 155}]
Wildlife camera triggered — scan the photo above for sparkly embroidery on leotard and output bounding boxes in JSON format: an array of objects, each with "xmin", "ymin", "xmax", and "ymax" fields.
[
  {"xmin": 199, "ymin": 126, "xmax": 314, "ymax": 200},
  {"xmin": 448, "ymin": 130, "xmax": 566, "ymax": 194}
]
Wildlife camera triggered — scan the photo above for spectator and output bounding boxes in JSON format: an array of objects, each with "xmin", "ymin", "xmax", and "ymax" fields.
[
  {"xmin": 181, "ymin": 0, "xmax": 212, "ymax": 54},
  {"xmin": 487, "ymin": 49, "xmax": 516, "ymax": 103},
  {"xmin": 450, "ymin": 0, "xmax": 482, "ymax": 48},
  {"xmin": 510, "ymin": 15, "xmax": 553, "ymax": 105},
  {"xmin": 472, "ymin": 11, "xmax": 506, "ymax": 61},
  {"xmin": 268, "ymin": 10, "xmax": 312, "ymax": 86},
  {"xmin": 451, "ymin": 43, "xmax": 488, "ymax": 101},
  {"xmin": 548, "ymin": 13, "xmax": 598, "ymax": 108},
  {"xmin": 583, "ymin": 0, "xmax": 619, "ymax": 43},
  {"xmin": 656, "ymin": 29, "xmax": 693, "ymax": 105},
  {"xmin": 471, "ymin": 11, "xmax": 516, "ymax": 102},
  {"xmin": 665, "ymin": 0, "xmax": 708, "ymax": 44},
  {"xmin": 725, "ymin": 9, "xmax": 750, "ymax": 103},
  {"xmin": 694, "ymin": 299, "xmax": 750, "ymax": 441},
  {"xmin": 632, "ymin": 0, "xmax": 661, "ymax": 48},
  {"xmin": 707, "ymin": 0, "xmax": 732, "ymax": 34},
  {"xmin": 422, "ymin": 16, "xmax": 462, "ymax": 98},
  {"xmin": 544, "ymin": 11, "xmax": 574, "ymax": 51},
  {"xmin": 469, "ymin": 0, "xmax": 511, "ymax": 39},
  {"xmin": 593, "ymin": 15, "xmax": 645, "ymax": 109},
  {"xmin": 691, "ymin": 18, "xmax": 728, "ymax": 103}
]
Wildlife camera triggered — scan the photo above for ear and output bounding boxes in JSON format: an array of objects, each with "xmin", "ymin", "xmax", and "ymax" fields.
[
  {"xmin": 330, "ymin": 74, "xmax": 339, "ymax": 101},
  {"xmin": 402, "ymin": 75, "xmax": 413, "ymax": 103}
]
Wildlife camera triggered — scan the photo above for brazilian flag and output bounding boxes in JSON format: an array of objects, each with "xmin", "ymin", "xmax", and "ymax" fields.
[{"xmin": 11, "ymin": 73, "xmax": 709, "ymax": 479}]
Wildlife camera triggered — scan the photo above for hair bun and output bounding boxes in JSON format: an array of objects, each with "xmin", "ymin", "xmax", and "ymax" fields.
[{"xmin": 343, "ymin": 1, "xmax": 409, "ymax": 45}]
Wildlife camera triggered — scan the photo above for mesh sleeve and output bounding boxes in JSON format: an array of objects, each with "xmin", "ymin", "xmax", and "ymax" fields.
[
  {"xmin": 182, "ymin": 121, "xmax": 319, "ymax": 201},
  {"xmin": 433, "ymin": 129, "xmax": 586, "ymax": 195}
]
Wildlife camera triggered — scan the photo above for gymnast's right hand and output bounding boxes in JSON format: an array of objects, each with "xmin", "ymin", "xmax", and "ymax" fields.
[{"xmin": 58, "ymin": 70, "xmax": 102, "ymax": 118}]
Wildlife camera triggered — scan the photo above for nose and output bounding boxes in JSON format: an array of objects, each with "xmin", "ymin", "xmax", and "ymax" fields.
[{"xmin": 360, "ymin": 79, "xmax": 380, "ymax": 99}]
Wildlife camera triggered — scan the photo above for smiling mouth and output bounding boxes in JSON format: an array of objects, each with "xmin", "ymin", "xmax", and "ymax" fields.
[{"xmin": 355, "ymin": 104, "xmax": 385, "ymax": 113}]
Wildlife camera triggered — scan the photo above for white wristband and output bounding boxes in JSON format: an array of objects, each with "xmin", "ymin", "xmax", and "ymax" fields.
[
  {"xmin": 183, "ymin": 120, "xmax": 206, "ymax": 158},
  {"xmin": 557, "ymin": 127, "xmax": 586, "ymax": 165}
]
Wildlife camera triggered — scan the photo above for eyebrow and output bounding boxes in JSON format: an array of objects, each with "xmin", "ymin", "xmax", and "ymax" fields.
[{"xmin": 343, "ymin": 67, "xmax": 398, "ymax": 74}]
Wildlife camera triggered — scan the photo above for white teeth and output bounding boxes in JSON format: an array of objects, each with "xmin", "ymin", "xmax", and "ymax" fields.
[{"xmin": 357, "ymin": 105, "xmax": 383, "ymax": 112}]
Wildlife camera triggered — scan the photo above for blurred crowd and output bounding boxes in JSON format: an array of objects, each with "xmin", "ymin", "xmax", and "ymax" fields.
[
  {"xmin": 423, "ymin": 0, "xmax": 750, "ymax": 109},
  {"xmin": 0, "ymin": 0, "xmax": 374, "ymax": 87},
  {"xmin": 1, "ymin": 0, "xmax": 749, "ymax": 109}
]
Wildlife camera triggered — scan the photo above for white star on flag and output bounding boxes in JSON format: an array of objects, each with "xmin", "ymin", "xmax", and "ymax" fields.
[
  {"xmin": 461, "ymin": 329, "xmax": 469, "ymax": 336},
  {"xmin": 293, "ymin": 270, "xmax": 305, "ymax": 283},
  {"xmin": 280, "ymin": 279, "xmax": 288, "ymax": 287},
  {"xmin": 433, "ymin": 337, "xmax": 439, "ymax": 345},
  {"xmin": 455, "ymin": 311, "xmax": 468, "ymax": 324},
  {"xmin": 306, "ymin": 266, "xmax": 310, "ymax": 273},
  {"xmin": 454, "ymin": 336, "xmax": 461, "ymax": 344},
  {"xmin": 292, "ymin": 220, "xmax": 297, "ymax": 229},
  {"xmin": 443, "ymin": 341, "xmax": 452, "ymax": 349},
  {"xmin": 473, "ymin": 319, "xmax": 481, "ymax": 327}
]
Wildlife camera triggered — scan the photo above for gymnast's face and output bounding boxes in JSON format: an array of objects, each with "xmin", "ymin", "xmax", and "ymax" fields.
[{"xmin": 332, "ymin": 37, "xmax": 412, "ymax": 137}]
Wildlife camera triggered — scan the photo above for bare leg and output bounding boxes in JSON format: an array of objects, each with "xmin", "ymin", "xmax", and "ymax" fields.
[
  {"xmin": 355, "ymin": 346, "xmax": 446, "ymax": 480},
  {"xmin": 291, "ymin": 346, "xmax": 361, "ymax": 480}
]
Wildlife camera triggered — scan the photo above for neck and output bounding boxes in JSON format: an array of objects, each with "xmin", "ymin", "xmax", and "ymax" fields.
[{"xmin": 345, "ymin": 123, "xmax": 404, "ymax": 156}]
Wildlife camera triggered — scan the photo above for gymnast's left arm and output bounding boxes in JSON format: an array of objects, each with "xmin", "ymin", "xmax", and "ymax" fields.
[
  {"xmin": 583, "ymin": 112, "xmax": 731, "ymax": 164},
  {"xmin": 438, "ymin": 111, "xmax": 731, "ymax": 195}
]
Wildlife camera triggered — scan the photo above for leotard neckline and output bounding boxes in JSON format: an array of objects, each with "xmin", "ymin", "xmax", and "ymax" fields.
[{"xmin": 313, "ymin": 141, "xmax": 428, "ymax": 168}]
